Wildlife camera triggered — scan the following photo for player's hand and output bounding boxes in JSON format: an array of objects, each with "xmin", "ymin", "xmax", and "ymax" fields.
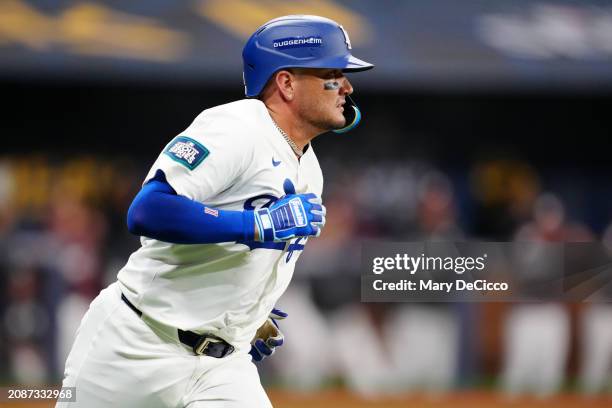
[
  {"xmin": 250, "ymin": 308, "xmax": 287, "ymax": 362},
  {"xmin": 254, "ymin": 180, "xmax": 326, "ymax": 242}
]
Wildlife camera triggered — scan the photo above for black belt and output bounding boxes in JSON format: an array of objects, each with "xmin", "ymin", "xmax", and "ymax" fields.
[{"xmin": 121, "ymin": 293, "xmax": 234, "ymax": 358}]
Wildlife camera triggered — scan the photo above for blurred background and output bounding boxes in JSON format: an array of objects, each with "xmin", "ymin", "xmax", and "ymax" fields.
[{"xmin": 1, "ymin": 0, "xmax": 611, "ymax": 406}]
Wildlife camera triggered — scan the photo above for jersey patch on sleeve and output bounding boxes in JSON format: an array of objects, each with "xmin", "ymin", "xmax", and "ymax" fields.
[{"xmin": 164, "ymin": 136, "xmax": 209, "ymax": 170}]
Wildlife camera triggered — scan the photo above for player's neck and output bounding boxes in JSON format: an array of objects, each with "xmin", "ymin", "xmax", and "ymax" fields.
[{"xmin": 265, "ymin": 106, "xmax": 319, "ymax": 156}]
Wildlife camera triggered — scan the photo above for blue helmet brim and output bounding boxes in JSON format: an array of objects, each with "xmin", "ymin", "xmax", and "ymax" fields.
[
  {"xmin": 295, "ymin": 54, "xmax": 374, "ymax": 72},
  {"xmin": 342, "ymin": 55, "xmax": 375, "ymax": 72}
]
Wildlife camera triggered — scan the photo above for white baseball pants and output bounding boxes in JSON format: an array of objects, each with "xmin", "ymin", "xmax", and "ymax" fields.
[{"xmin": 56, "ymin": 282, "xmax": 272, "ymax": 408}]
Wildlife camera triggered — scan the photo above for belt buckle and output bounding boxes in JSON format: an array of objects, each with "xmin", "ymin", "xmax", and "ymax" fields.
[{"xmin": 194, "ymin": 336, "xmax": 220, "ymax": 356}]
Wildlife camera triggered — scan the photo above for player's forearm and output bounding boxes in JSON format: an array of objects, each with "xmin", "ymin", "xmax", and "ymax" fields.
[{"xmin": 127, "ymin": 179, "xmax": 255, "ymax": 244}]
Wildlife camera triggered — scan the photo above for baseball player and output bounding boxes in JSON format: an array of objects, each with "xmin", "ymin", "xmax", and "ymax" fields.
[{"xmin": 56, "ymin": 15, "xmax": 373, "ymax": 408}]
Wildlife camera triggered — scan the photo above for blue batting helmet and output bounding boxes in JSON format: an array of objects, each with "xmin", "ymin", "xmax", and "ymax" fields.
[{"xmin": 242, "ymin": 15, "xmax": 374, "ymax": 97}]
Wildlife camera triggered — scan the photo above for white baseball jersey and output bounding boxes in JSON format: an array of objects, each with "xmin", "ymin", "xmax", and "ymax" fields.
[{"xmin": 117, "ymin": 99, "xmax": 323, "ymax": 351}]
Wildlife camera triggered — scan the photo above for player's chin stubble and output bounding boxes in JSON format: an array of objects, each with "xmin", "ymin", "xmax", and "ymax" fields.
[{"xmin": 301, "ymin": 100, "xmax": 346, "ymax": 132}]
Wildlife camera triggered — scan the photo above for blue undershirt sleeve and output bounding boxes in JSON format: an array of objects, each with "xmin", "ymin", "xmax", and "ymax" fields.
[{"xmin": 127, "ymin": 170, "xmax": 255, "ymax": 244}]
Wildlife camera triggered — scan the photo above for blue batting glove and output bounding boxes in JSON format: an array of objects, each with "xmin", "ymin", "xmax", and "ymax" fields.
[
  {"xmin": 254, "ymin": 180, "xmax": 326, "ymax": 242},
  {"xmin": 250, "ymin": 308, "xmax": 287, "ymax": 362}
]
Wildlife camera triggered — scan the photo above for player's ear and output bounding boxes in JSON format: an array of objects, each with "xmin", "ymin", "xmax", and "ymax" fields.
[{"xmin": 274, "ymin": 70, "xmax": 295, "ymax": 101}]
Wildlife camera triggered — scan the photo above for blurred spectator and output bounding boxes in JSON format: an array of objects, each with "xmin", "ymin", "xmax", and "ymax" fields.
[
  {"xmin": 577, "ymin": 222, "xmax": 612, "ymax": 395},
  {"xmin": 414, "ymin": 170, "xmax": 464, "ymax": 240},
  {"xmin": 578, "ymin": 302, "xmax": 612, "ymax": 395},
  {"xmin": 4, "ymin": 267, "xmax": 49, "ymax": 384},
  {"xmin": 385, "ymin": 304, "xmax": 460, "ymax": 393},
  {"xmin": 46, "ymin": 191, "xmax": 108, "ymax": 377},
  {"xmin": 501, "ymin": 193, "xmax": 593, "ymax": 397},
  {"xmin": 387, "ymin": 171, "xmax": 463, "ymax": 393},
  {"xmin": 514, "ymin": 193, "xmax": 593, "ymax": 242},
  {"xmin": 0, "ymin": 157, "xmax": 120, "ymax": 381},
  {"xmin": 330, "ymin": 303, "xmax": 398, "ymax": 396},
  {"xmin": 326, "ymin": 169, "xmax": 465, "ymax": 396}
]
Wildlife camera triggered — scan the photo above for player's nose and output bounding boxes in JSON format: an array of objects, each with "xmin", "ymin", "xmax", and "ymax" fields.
[{"xmin": 340, "ymin": 76, "xmax": 353, "ymax": 95}]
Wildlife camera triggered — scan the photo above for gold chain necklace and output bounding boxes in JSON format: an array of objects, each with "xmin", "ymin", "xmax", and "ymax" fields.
[{"xmin": 271, "ymin": 119, "xmax": 303, "ymax": 158}]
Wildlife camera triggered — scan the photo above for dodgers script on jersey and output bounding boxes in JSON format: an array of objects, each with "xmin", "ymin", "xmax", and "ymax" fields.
[{"xmin": 117, "ymin": 99, "xmax": 323, "ymax": 352}]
